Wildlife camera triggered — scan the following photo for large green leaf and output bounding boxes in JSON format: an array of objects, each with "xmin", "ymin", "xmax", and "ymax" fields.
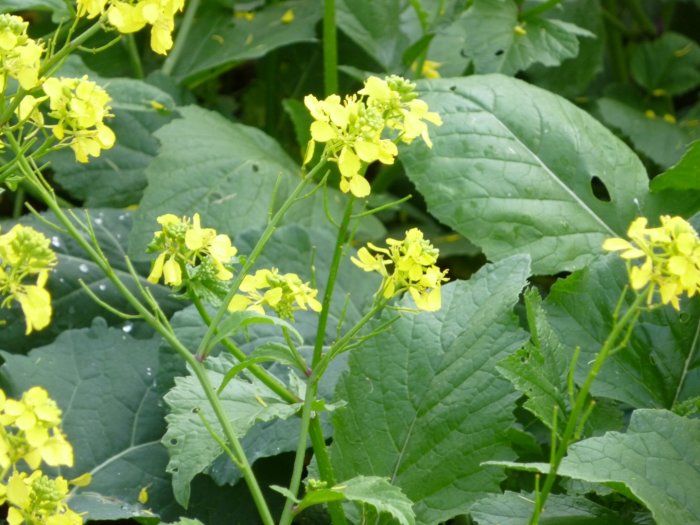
[
  {"xmin": 330, "ymin": 255, "xmax": 531, "ymax": 524},
  {"xmin": 490, "ymin": 410, "xmax": 700, "ymax": 525},
  {"xmin": 0, "ymin": 209, "xmax": 180, "ymax": 353},
  {"xmin": 630, "ymin": 32, "xmax": 700, "ymax": 96},
  {"xmin": 169, "ymin": 0, "xmax": 321, "ymax": 84},
  {"xmin": 461, "ymin": 0, "xmax": 593, "ymax": 75},
  {"xmin": 0, "ymin": 319, "xmax": 182, "ymax": 521},
  {"xmin": 162, "ymin": 356, "xmax": 300, "ymax": 507},
  {"xmin": 544, "ymin": 253, "xmax": 700, "ymax": 409},
  {"xmin": 401, "ymin": 76, "xmax": 649, "ymax": 274},
  {"xmin": 469, "ymin": 491, "xmax": 627, "ymax": 525},
  {"xmin": 650, "ymin": 140, "xmax": 700, "ymax": 192}
]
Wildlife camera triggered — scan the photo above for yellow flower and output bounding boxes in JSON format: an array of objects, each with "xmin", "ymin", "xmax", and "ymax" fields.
[
  {"xmin": 43, "ymin": 76, "xmax": 115, "ymax": 163},
  {"xmin": 603, "ymin": 215, "xmax": 700, "ymax": 310},
  {"xmin": 4, "ymin": 471, "xmax": 83, "ymax": 525},
  {"xmin": 0, "ymin": 14, "xmax": 44, "ymax": 90},
  {"xmin": 352, "ymin": 228, "xmax": 448, "ymax": 311},
  {"xmin": 0, "ymin": 225, "xmax": 57, "ymax": 334},
  {"xmin": 76, "ymin": 0, "xmax": 109, "ymax": 18},
  {"xmin": 228, "ymin": 268, "xmax": 321, "ymax": 319},
  {"xmin": 106, "ymin": 0, "xmax": 185, "ymax": 55},
  {"xmin": 304, "ymin": 75, "xmax": 441, "ymax": 199}
]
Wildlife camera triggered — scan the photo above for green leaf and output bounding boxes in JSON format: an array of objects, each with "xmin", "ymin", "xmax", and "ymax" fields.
[
  {"xmin": 336, "ymin": 0, "xmax": 417, "ymax": 71},
  {"xmin": 0, "ymin": 209, "xmax": 180, "ymax": 353},
  {"xmin": 526, "ymin": 0, "xmax": 605, "ymax": 98},
  {"xmin": 497, "ymin": 290, "xmax": 569, "ymax": 433},
  {"xmin": 294, "ymin": 476, "xmax": 415, "ymax": 524},
  {"xmin": 0, "ymin": 0, "xmax": 69, "ymax": 20},
  {"xmin": 544, "ymin": 253, "xmax": 700, "ymax": 409},
  {"xmin": 630, "ymin": 32, "xmax": 700, "ymax": 96},
  {"xmin": 650, "ymin": 140, "xmax": 700, "ymax": 192},
  {"xmin": 469, "ymin": 491, "xmax": 626, "ymax": 525},
  {"xmin": 461, "ymin": 0, "xmax": 593, "ymax": 75},
  {"xmin": 596, "ymin": 96, "xmax": 690, "ymax": 169},
  {"xmin": 0, "ymin": 319, "xmax": 182, "ymax": 521},
  {"xmin": 491, "ymin": 410, "xmax": 700, "ymax": 525},
  {"xmin": 68, "ymin": 493, "xmax": 159, "ymax": 524},
  {"xmin": 162, "ymin": 356, "xmax": 301, "ymax": 507},
  {"xmin": 211, "ymin": 311, "xmax": 304, "ymax": 349},
  {"xmin": 401, "ymin": 76, "xmax": 648, "ymax": 274},
  {"xmin": 330, "ymin": 255, "xmax": 531, "ymax": 524},
  {"xmin": 169, "ymin": 1, "xmax": 321, "ymax": 84}
]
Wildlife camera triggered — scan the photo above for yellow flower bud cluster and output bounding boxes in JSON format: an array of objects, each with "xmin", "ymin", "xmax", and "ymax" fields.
[
  {"xmin": 603, "ymin": 216, "xmax": 700, "ymax": 310},
  {"xmin": 352, "ymin": 228, "xmax": 448, "ymax": 312},
  {"xmin": 0, "ymin": 387, "xmax": 83, "ymax": 525},
  {"xmin": 0, "ymin": 387, "xmax": 73, "ymax": 471},
  {"xmin": 228, "ymin": 268, "xmax": 322, "ymax": 320},
  {"xmin": 42, "ymin": 76, "xmax": 116, "ymax": 163},
  {"xmin": 147, "ymin": 213, "xmax": 238, "ymax": 287},
  {"xmin": 77, "ymin": 0, "xmax": 185, "ymax": 55},
  {"xmin": 1, "ymin": 470, "xmax": 82, "ymax": 525},
  {"xmin": 304, "ymin": 75, "xmax": 442, "ymax": 198},
  {"xmin": 0, "ymin": 14, "xmax": 43, "ymax": 91},
  {"xmin": 0, "ymin": 225, "xmax": 57, "ymax": 334}
]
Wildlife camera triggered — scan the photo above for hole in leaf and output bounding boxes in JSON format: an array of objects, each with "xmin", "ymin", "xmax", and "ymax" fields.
[
  {"xmin": 191, "ymin": 407, "xmax": 200, "ymax": 414},
  {"xmin": 680, "ymin": 312, "xmax": 690, "ymax": 323},
  {"xmin": 449, "ymin": 85, "xmax": 457, "ymax": 92},
  {"xmin": 252, "ymin": 163, "xmax": 260, "ymax": 172},
  {"xmin": 494, "ymin": 49, "xmax": 504, "ymax": 56},
  {"xmin": 590, "ymin": 176, "xmax": 611, "ymax": 202},
  {"xmin": 170, "ymin": 438, "xmax": 178, "ymax": 446}
]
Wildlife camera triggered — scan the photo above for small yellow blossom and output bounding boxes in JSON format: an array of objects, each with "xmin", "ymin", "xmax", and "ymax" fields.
[
  {"xmin": 603, "ymin": 216, "xmax": 700, "ymax": 310},
  {"xmin": 228, "ymin": 268, "xmax": 321, "ymax": 319},
  {"xmin": 352, "ymin": 228, "xmax": 448, "ymax": 311},
  {"xmin": 0, "ymin": 225, "xmax": 57, "ymax": 334},
  {"xmin": 103, "ymin": 0, "xmax": 185, "ymax": 55},
  {"xmin": 280, "ymin": 9, "xmax": 295, "ymax": 23},
  {"xmin": 76, "ymin": 0, "xmax": 109, "ymax": 18},
  {"xmin": 3, "ymin": 471, "xmax": 82, "ymax": 525},
  {"xmin": 147, "ymin": 213, "xmax": 238, "ymax": 288},
  {"xmin": 43, "ymin": 76, "xmax": 116, "ymax": 163},
  {"xmin": 0, "ymin": 14, "xmax": 44, "ymax": 90},
  {"xmin": 304, "ymin": 75, "xmax": 441, "ymax": 198}
]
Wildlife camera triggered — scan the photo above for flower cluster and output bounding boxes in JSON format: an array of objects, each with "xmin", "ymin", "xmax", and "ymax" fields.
[
  {"xmin": 147, "ymin": 213, "xmax": 238, "ymax": 288},
  {"xmin": 352, "ymin": 228, "xmax": 448, "ymax": 311},
  {"xmin": 42, "ymin": 76, "xmax": 116, "ymax": 163},
  {"xmin": 0, "ymin": 387, "xmax": 82, "ymax": 525},
  {"xmin": 0, "ymin": 387, "xmax": 73, "ymax": 470},
  {"xmin": 304, "ymin": 75, "xmax": 442, "ymax": 198},
  {"xmin": 1, "ymin": 471, "xmax": 82, "ymax": 525},
  {"xmin": 77, "ymin": 0, "xmax": 185, "ymax": 55},
  {"xmin": 0, "ymin": 14, "xmax": 43, "ymax": 91},
  {"xmin": 0, "ymin": 225, "xmax": 57, "ymax": 335},
  {"xmin": 603, "ymin": 216, "xmax": 700, "ymax": 310},
  {"xmin": 228, "ymin": 268, "xmax": 322, "ymax": 320}
]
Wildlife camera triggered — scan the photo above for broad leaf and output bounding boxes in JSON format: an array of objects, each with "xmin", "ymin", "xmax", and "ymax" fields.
[
  {"xmin": 0, "ymin": 209, "xmax": 179, "ymax": 353},
  {"xmin": 162, "ymin": 356, "xmax": 300, "ymax": 507},
  {"xmin": 68, "ymin": 493, "xmax": 159, "ymax": 524},
  {"xmin": 469, "ymin": 491, "xmax": 627, "ymax": 525},
  {"xmin": 169, "ymin": 0, "xmax": 321, "ymax": 84},
  {"xmin": 330, "ymin": 255, "xmax": 531, "ymax": 524},
  {"xmin": 401, "ymin": 76, "xmax": 649, "ymax": 274},
  {"xmin": 489, "ymin": 410, "xmax": 700, "ymax": 525},
  {"xmin": 294, "ymin": 476, "xmax": 415, "ymax": 525},
  {"xmin": 650, "ymin": 140, "xmax": 700, "ymax": 192},
  {"xmin": 461, "ymin": 0, "xmax": 593, "ymax": 75},
  {"xmin": 0, "ymin": 319, "xmax": 182, "ymax": 521},
  {"xmin": 544, "ymin": 253, "xmax": 700, "ymax": 409},
  {"xmin": 630, "ymin": 32, "xmax": 700, "ymax": 96}
]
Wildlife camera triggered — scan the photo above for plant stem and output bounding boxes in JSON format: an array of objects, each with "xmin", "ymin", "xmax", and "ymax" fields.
[
  {"xmin": 626, "ymin": 0, "xmax": 657, "ymax": 35},
  {"xmin": 603, "ymin": 0, "xmax": 629, "ymax": 84},
  {"xmin": 190, "ymin": 294, "xmax": 299, "ymax": 403},
  {"xmin": 162, "ymin": 0, "xmax": 201, "ymax": 76},
  {"xmin": 13, "ymin": 144, "xmax": 275, "ymax": 525},
  {"xmin": 529, "ymin": 290, "xmax": 647, "ymax": 524},
  {"xmin": 124, "ymin": 35, "xmax": 144, "ymax": 79},
  {"xmin": 323, "ymin": 0, "xmax": 338, "ymax": 96},
  {"xmin": 520, "ymin": 0, "xmax": 563, "ymax": 20}
]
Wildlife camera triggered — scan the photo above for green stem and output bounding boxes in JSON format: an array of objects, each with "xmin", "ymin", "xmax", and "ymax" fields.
[
  {"xmin": 191, "ymin": 294, "xmax": 299, "ymax": 403},
  {"xmin": 529, "ymin": 291, "xmax": 647, "ymax": 524},
  {"xmin": 162, "ymin": 0, "xmax": 201, "ymax": 76},
  {"xmin": 603, "ymin": 0, "xmax": 629, "ymax": 84},
  {"xmin": 195, "ymin": 160, "xmax": 326, "ymax": 361},
  {"xmin": 520, "ymin": 0, "xmax": 563, "ymax": 20},
  {"xmin": 626, "ymin": 0, "xmax": 657, "ymax": 35},
  {"xmin": 323, "ymin": 0, "xmax": 338, "ymax": 96},
  {"xmin": 124, "ymin": 35, "xmax": 144, "ymax": 79},
  {"xmin": 12, "ymin": 186, "xmax": 25, "ymax": 218},
  {"xmin": 12, "ymin": 143, "xmax": 275, "ymax": 525}
]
